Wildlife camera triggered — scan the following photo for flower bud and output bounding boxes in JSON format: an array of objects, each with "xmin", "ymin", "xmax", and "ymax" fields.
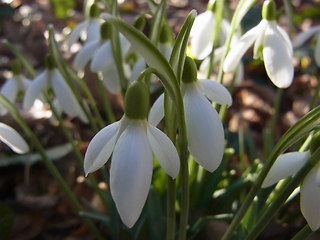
[
  {"xmin": 182, "ymin": 56, "xmax": 197, "ymax": 83},
  {"xmin": 133, "ymin": 14, "xmax": 146, "ymax": 31},
  {"xmin": 12, "ymin": 60, "xmax": 22, "ymax": 76},
  {"xmin": 160, "ymin": 24, "xmax": 174, "ymax": 44},
  {"xmin": 90, "ymin": 4, "xmax": 101, "ymax": 18},
  {"xmin": 124, "ymin": 81, "xmax": 149, "ymax": 119},
  {"xmin": 45, "ymin": 54, "xmax": 56, "ymax": 70},
  {"xmin": 262, "ymin": 0, "xmax": 277, "ymax": 21}
]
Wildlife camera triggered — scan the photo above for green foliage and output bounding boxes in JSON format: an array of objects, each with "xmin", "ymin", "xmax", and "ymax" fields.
[{"xmin": 50, "ymin": 0, "xmax": 76, "ymax": 19}]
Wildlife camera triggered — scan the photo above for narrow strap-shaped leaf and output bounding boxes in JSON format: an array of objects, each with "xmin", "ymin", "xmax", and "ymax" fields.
[{"xmin": 149, "ymin": 0, "xmax": 166, "ymax": 44}]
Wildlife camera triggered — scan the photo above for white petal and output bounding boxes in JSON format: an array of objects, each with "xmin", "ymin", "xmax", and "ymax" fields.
[
  {"xmin": 0, "ymin": 122, "xmax": 29, "ymax": 154},
  {"xmin": 147, "ymin": 124, "xmax": 180, "ymax": 178},
  {"xmin": 129, "ymin": 57, "xmax": 146, "ymax": 83},
  {"xmin": 262, "ymin": 151, "xmax": 310, "ymax": 188},
  {"xmin": 301, "ymin": 163, "xmax": 320, "ymax": 231},
  {"xmin": 276, "ymin": 24, "xmax": 294, "ymax": 57},
  {"xmin": 148, "ymin": 93, "xmax": 164, "ymax": 126},
  {"xmin": 90, "ymin": 41, "xmax": 114, "ymax": 72},
  {"xmin": 86, "ymin": 19, "xmax": 101, "ymax": 43},
  {"xmin": 101, "ymin": 66, "xmax": 121, "ymax": 94},
  {"xmin": 23, "ymin": 71, "xmax": 48, "ymax": 111},
  {"xmin": 315, "ymin": 33, "xmax": 320, "ymax": 67},
  {"xmin": 74, "ymin": 40, "xmax": 100, "ymax": 70},
  {"xmin": 316, "ymin": 167, "xmax": 320, "ymax": 187},
  {"xmin": 190, "ymin": 11, "xmax": 215, "ymax": 60},
  {"xmin": 20, "ymin": 75, "xmax": 32, "ymax": 90},
  {"xmin": 50, "ymin": 69, "xmax": 88, "ymax": 123},
  {"xmin": 119, "ymin": 33, "xmax": 131, "ymax": 57},
  {"xmin": 84, "ymin": 121, "xmax": 120, "ymax": 175},
  {"xmin": 158, "ymin": 42, "xmax": 172, "ymax": 60},
  {"xmin": 293, "ymin": 25, "xmax": 320, "ymax": 48},
  {"xmin": 263, "ymin": 24, "xmax": 294, "ymax": 88},
  {"xmin": 199, "ymin": 79, "xmax": 232, "ymax": 107},
  {"xmin": 110, "ymin": 120, "xmax": 153, "ymax": 228},
  {"xmin": 68, "ymin": 20, "xmax": 89, "ymax": 49},
  {"xmin": 223, "ymin": 21, "xmax": 265, "ymax": 72},
  {"xmin": 0, "ymin": 80, "xmax": 18, "ymax": 115},
  {"xmin": 183, "ymin": 83, "xmax": 225, "ymax": 172}
]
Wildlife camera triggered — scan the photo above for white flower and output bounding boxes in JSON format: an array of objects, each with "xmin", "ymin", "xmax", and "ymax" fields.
[
  {"xmin": 223, "ymin": 19, "xmax": 294, "ymax": 88},
  {"xmin": 0, "ymin": 122, "xmax": 29, "ymax": 154},
  {"xmin": 23, "ymin": 68, "xmax": 88, "ymax": 123},
  {"xmin": 293, "ymin": 25, "xmax": 320, "ymax": 67},
  {"xmin": 189, "ymin": 10, "xmax": 231, "ymax": 60},
  {"xmin": 149, "ymin": 79, "xmax": 232, "ymax": 172},
  {"xmin": 84, "ymin": 116, "xmax": 180, "ymax": 227},
  {"xmin": 0, "ymin": 74, "xmax": 31, "ymax": 116},
  {"xmin": 68, "ymin": 18, "xmax": 102, "ymax": 50},
  {"xmin": 262, "ymin": 151, "xmax": 320, "ymax": 231},
  {"xmin": 89, "ymin": 34, "xmax": 130, "ymax": 94}
]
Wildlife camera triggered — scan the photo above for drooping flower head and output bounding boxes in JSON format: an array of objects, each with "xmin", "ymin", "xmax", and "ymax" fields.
[
  {"xmin": 23, "ymin": 54, "xmax": 88, "ymax": 123},
  {"xmin": 293, "ymin": 24, "xmax": 320, "ymax": 67},
  {"xmin": 84, "ymin": 81, "xmax": 180, "ymax": 228},
  {"xmin": 0, "ymin": 60, "xmax": 31, "ymax": 116},
  {"xmin": 223, "ymin": 0, "xmax": 294, "ymax": 88},
  {"xmin": 262, "ymin": 132, "xmax": 320, "ymax": 231},
  {"xmin": 0, "ymin": 122, "xmax": 29, "ymax": 154},
  {"xmin": 149, "ymin": 57, "xmax": 232, "ymax": 172}
]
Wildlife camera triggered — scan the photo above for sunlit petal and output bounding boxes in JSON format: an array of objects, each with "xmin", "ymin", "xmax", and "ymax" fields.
[
  {"xmin": 51, "ymin": 69, "xmax": 88, "ymax": 123},
  {"xmin": 183, "ymin": 83, "xmax": 225, "ymax": 172},
  {"xmin": 276, "ymin": 24, "xmax": 293, "ymax": 57},
  {"xmin": 110, "ymin": 120, "xmax": 153, "ymax": 228},
  {"xmin": 262, "ymin": 151, "xmax": 310, "ymax": 188},
  {"xmin": 0, "ymin": 122, "xmax": 29, "ymax": 154},
  {"xmin": 84, "ymin": 121, "xmax": 120, "ymax": 175},
  {"xmin": 199, "ymin": 79, "xmax": 232, "ymax": 107},
  {"xmin": 147, "ymin": 124, "xmax": 180, "ymax": 178},
  {"xmin": 293, "ymin": 26, "xmax": 320, "ymax": 48},
  {"xmin": 0, "ymin": 80, "xmax": 18, "ymax": 115},
  {"xmin": 68, "ymin": 20, "xmax": 88, "ymax": 49},
  {"xmin": 74, "ymin": 40, "xmax": 100, "ymax": 70},
  {"xmin": 301, "ymin": 163, "xmax": 320, "ymax": 231},
  {"xmin": 148, "ymin": 93, "xmax": 164, "ymax": 126},
  {"xmin": 23, "ymin": 71, "xmax": 48, "ymax": 111},
  {"xmin": 263, "ymin": 24, "xmax": 294, "ymax": 88}
]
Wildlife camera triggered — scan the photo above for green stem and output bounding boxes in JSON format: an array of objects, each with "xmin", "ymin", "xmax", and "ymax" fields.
[
  {"xmin": 283, "ymin": 0, "xmax": 294, "ymax": 37},
  {"xmin": 94, "ymin": 74, "xmax": 116, "ymax": 123},
  {"xmin": 221, "ymin": 104, "xmax": 320, "ymax": 240},
  {"xmin": 0, "ymin": 94, "xmax": 104, "ymax": 240},
  {"xmin": 247, "ymin": 147, "xmax": 320, "ymax": 240},
  {"xmin": 291, "ymin": 225, "xmax": 313, "ymax": 240}
]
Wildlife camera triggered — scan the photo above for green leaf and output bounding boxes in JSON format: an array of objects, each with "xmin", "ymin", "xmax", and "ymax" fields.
[
  {"xmin": 0, "ymin": 202, "xmax": 15, "ymax": 240},
  {"xmin": 149, "ymin": 0, "xmax": 166, "ymax": 44},
  {"xmin": 79, "ymin": 211, "xmax": 110, "ymax": 225}
]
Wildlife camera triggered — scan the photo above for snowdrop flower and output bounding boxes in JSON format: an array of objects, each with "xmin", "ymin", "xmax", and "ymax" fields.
[
  {"xmin": 0, "ymin": 61, "xmax": 31, "ymax": 116},
  {"xmin": 23, "ymin": 55, "xmax": 88, "ymax": 123},
  {"xmin": 293, "ymin": 25, "xmax": 320, "ymax": 67},
  {"xmin": 0, "ymin": 122, "xmax": 29, "ymax": 154},
  {"xmin": 84, "ymin": 81, "xmax": 180, "ymax": 227},
  {"xmin": 224, "ymin": 0, "xmax": 294, "ymax": 88},
  {"xmin": 68, "ymin": 4, "xmax": 102, "ymax": 50},
  {"xmin": 189, "ymin": 8, "xmax": 231, "ymax": 60},
  {"xmin": 262, "ymin": 151, "xmax": 320, "ymax": 231},
  {"xmin": 149, "ymin": 57, "xmax": 232, "ymax": 172}
]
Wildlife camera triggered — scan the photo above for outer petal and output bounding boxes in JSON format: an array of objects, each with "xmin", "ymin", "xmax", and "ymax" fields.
[
  {"xmin": 199, "ymin": 79, "xmax": 232, "ymax": 107},
  {"xmin": 74, "ymin": 40, "xmax": 100, "ymax": 70},
  {"xmin": 68, "ymin": 20, "xmax": 88, "ymax": 49},
  {"xmin": 101, "ymin": 66, "xmax": 121, "ymax": 94},
  {"xmin": 50, "ymin": 69, "xmax": 88, "ymax": 123},
  {"xmin": 190, "ymin": 11, "xmax": 215, "ymax": 60},
  {"xmin": 183, "ymin": 83, "xmax": 225, "ymax": 172},
  {"xmin": 90, "ymin": 41, "xmax": 114, "ymax": 72},
  {"xmin": 293, "ymin": 26, "xmax": 320, "ymax": 48},
  {"xmin": 262, "ymin": 151, "xmax": 310, "ymax": 188},
  {"xmin": 147, "ymin": 124, "xmax": 180, "ymax": 178},
  {"xmin": 86, "ymin": 18, "xmax": 101, "ymax": 43},
  {"xmin": 276, "ymin": 24, "xmax": 294, "ymax": 57},
  {"xmin": 129, "ymin": 57, "xmax": 146, "ymax": 83},
  {"xmin": 110, "ymin": 120, "xmax": 153, "ymax": 228},
  {"xmin": 23, "ymin": 71, "xmax": 48, "ymax": 111},
  {"xmin": 0, "ymin": 80, "xmax": 18, "ymax": 115},
  {"xmin": 0, "ymin": 122, "xmax": 29, "ymax": 154},
  {"xmin": 263, "ymin": 24, "xmax": 294, "ymax": 88},
  {"xmin": 148, "ymin": 93, "xmax": 164, "ymax": 126},
  {"xmin": 301, "ymin": 163, "xmax": 320, "ymax": 231},
  {"xmin": 223, "ymin": 21, "xmax": 264, "ymax": 72},
  {"xmin": 84, "ymin": 121, "xmax": 120, "ymax": 175}
]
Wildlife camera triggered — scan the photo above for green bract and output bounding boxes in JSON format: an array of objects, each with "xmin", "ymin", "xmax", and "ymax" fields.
[
  {"xmin": 12, "ymin": 60, "xmax": 22, "ymax": 75},
  {"xmin": 89, "ymin": 4, "xmax": 101, "ymax": 18},
  {"xmin": 124, "ymin": 81, "xmax": 150, "ymax": 119},
  {"xmin": 100, "ymin": 22, "xmax": 112, "ymax": 40},
  {"xmin": 262, "ymin": 0, "xmax": 277, "ymax": 21},
  {"xmin": 45, "ymin": 54, "xmax": 56, "ymax": 70},
  {"xmin": 182, "ymin": 57, "xmax": 197, "ymax": 83}
]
